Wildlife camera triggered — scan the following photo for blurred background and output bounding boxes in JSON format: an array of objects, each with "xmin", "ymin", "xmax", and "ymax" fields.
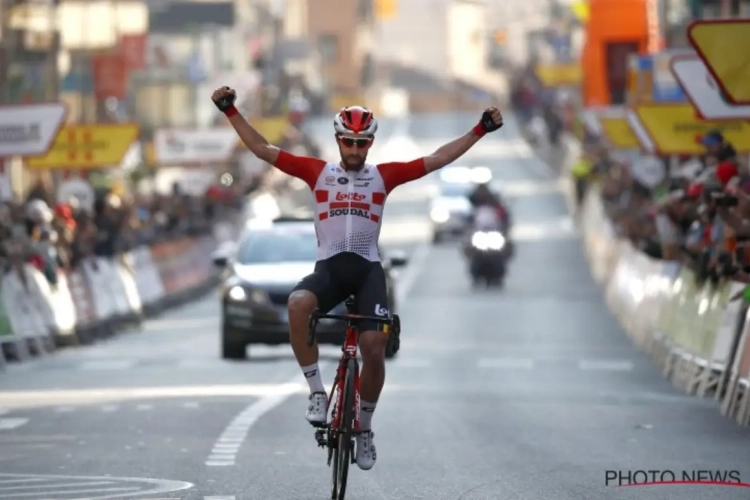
[{"xmin": 0, "ymin": 0, "xmax": 747, "ymax": 285}]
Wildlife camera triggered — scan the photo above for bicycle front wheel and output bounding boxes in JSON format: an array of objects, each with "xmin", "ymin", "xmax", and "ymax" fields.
[{"xmin": 331, "ymin": 358, "xmax": 356, "ymax": 500}]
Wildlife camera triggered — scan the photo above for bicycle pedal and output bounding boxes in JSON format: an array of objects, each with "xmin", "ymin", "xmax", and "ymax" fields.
[{"xmin": 314, "ymin": 429, "xmax": 327, "ymax": 448}]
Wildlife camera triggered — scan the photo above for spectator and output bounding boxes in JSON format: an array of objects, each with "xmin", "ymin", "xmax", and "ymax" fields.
[{"xmin": 701, "ymin": 129, "xmax": 737, "ymax": 164}]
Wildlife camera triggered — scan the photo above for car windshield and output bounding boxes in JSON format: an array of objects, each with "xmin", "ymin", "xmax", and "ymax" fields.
[
  {"xmin": 237, "ymin": 230, "xmax": 317, "ymax": 264},
  {"xmin": 440, "ymin": 182, "xmax": 472, "ymax": 198}
]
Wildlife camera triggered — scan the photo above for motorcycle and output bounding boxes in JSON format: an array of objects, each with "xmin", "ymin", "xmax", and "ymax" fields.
[
  {"xmin": 468, "ymin": 230, "xmax": 508, "ymax": 287},
  {"xmin": 463, "ymin": 206, "xmax": 510, "ymax": 288}
]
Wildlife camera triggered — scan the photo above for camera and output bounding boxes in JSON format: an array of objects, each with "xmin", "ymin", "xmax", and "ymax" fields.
[{"xmin": 713, "ymin": 193, "xmax": 739, "ymax": 207}]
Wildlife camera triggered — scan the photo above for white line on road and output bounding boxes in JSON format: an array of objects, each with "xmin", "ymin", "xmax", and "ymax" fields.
[
  {"xmin": 578, "ymin": 360, "xmax": 634, "ymax": 371},
  {"xmin": 54, "ymin": 406, "xmax": 75, "ymax": 413},
  {"xmin": 204, "ymin": 368, "xmax": 318, "ymax": 467},
  {"xmin": 136, "ymin": 404, "xmax": 153, "ymax": 411},
  {"xmin": 395, "ymin": 242, "xmax": 431, "ymax": 306},
  {"xmin": 478, "ymin": 358, "xmax": 535, "ymax": 369},
  {"xmin": 0, "ymin": 418, "xmax": 29, "ymax": 430},
  {"xmin": 204, "ymin": 496, "xmax": 236, "ymax": 500},
  {"xmin": 101, "ymin": 405, "xmax": 118, "ymax": 412}
]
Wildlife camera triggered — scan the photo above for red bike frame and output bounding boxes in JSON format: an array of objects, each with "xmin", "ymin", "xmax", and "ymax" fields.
[{"xmin": 329, "ymin": 324, "xmax": 360, "ymax": 433}]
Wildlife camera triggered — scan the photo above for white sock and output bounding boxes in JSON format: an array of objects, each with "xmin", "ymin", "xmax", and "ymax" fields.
[
  {"xmin": 359, "ymin": 400, "xmax": 377, "ymax": 431},
  {"xmin": 302, "ymin": 363, "xmax": 325, "ymax": 394}
]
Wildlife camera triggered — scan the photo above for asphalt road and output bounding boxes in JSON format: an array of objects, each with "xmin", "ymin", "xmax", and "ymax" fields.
[{"xmin": 1, "ymin": 113, "xmax": 750, "ymax": 500}]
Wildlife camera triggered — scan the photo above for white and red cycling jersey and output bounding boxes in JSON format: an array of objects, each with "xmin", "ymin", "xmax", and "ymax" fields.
[{"xmin": 274, "ymin": 150, "xmax": 427, "ymax": 262}]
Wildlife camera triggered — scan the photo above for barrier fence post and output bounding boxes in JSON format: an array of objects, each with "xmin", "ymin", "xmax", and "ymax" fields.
[{"xmin": 718, "ymin": 301, "xmax": 750, "ymax": 401}]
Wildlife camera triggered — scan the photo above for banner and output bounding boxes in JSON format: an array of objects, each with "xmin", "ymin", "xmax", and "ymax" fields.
[
  {"xmin": 688, "ymin": 19, "xmax": 750, "ymax": 105},
  {"xmin": 154, "ymin": 128, "xmax": 238, "ymax": 165},
  {"xmin": 670, "ymin": 55, "xmax": 750, "ymax": 120},
  {"xmin": 120, "ymin": 34, "xmax": 147, "ymax": 71},
  {"xmin": 1, "ymin": 103, "xmax": 67, "ymax": 157},
  {"xmin": 534, "ymin": 62, "xmax": 582, "ymax": 88},
  {"xmin": 633, "ymin": 103, "xmax": 750, "ymax": 155},
  {"xmin": 26, "ymin": 124, "xmax": 140, "ymax": 169},
  {"xmin": 92, "ymin": 53, "xmax": 128, "ymax": 101}
]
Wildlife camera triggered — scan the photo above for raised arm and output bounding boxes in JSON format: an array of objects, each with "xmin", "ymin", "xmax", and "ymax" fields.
[
  {"xmin": 212, "ymin": 86, "xmax": 325, "ymax": 187},
  {"xmin": 423, "ymin": 107, "xmax": 504, "ymax": 173},
  {"xmin": 227, "ymin": 111, "xmax": 280, "ymax": 165}
]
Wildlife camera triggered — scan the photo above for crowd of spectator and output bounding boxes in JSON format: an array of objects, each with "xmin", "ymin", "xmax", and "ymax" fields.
[
  {"xmin": 581, "ymin": 129, "xmax": 750, "ymax": 286},
  {"xmin": 0, "ymin": 177, "xmax": 242, "ymax": 288},
  {"xmin": 510, "ymin": 68, "xmax": 750, "ymax": 287}
]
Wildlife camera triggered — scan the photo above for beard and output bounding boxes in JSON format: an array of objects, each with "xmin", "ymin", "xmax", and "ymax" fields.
[{"xmin": 342, "ymin": 153, "xmax": 365, "ymax": 171}]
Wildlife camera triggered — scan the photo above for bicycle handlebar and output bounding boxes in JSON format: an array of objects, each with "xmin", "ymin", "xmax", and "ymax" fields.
[{"xmin": 307, "ymin": 309, "xmax": 398, "ymax": 347}]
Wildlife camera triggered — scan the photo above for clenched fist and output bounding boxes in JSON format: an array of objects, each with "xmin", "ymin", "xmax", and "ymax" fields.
[
  {"xmin": 479, "ymin": 107, "xmax": 503, "ymax": 133},
  {"xmin": 212, "ymin": 86, "xmax": 236, "ymax": 113}
]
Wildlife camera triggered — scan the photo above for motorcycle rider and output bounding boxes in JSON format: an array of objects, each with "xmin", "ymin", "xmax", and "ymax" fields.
[{"xmin": 466, "ymin": 182, "xmax": 514, "ymax": 257}]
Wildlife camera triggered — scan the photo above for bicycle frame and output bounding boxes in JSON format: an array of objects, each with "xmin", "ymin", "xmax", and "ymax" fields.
[{"xmin": 329, "ymin": 323, "xmax": 361, "ymax": 434}]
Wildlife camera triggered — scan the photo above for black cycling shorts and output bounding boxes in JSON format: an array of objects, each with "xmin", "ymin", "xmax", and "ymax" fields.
[{"xmin": 292, "ymin": 252, "xmax": 390, "ymax": 331}]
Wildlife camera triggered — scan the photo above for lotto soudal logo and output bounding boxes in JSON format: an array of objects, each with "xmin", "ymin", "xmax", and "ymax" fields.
[
  {"xmin": 335, "ymin": 192, "xmax": 366, "ymax": 202},
  {"xmin": 328, "ymin": 206, "xmax": 370, "ymax": 218},
  {"xmin": 605, "ymin": 470, "xmax": 748, "ymax": 488},
  {"xmin": 374, "ymin": 304, "xmax": 388, "ymax": 316}
]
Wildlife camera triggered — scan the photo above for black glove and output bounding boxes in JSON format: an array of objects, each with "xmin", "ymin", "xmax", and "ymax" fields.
[
  {"xmin": 213, "ymin": 87, "xmax": 236, "ymax": 113},
  {"xmin": 479, "ymin": 109, "xmax": 503, "ymax": 133}
]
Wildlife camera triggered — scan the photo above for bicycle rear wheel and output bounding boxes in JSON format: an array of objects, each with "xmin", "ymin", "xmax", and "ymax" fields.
[{"xmin": 331, "ymin": 358, "xmax": 356, "ymax": 500}]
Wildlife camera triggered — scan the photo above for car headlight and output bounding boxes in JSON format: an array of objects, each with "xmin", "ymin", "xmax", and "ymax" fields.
[
  {"xmin": 471, "ymin": 231, "xmax": 505, "ymax": 251},
  {"xmin": 227, "ymin": 286, "xmax": 247, "ymax": 301},
  {"xmin": 430, "ymin": 207, "xmax": 450, "ymax": 223}
]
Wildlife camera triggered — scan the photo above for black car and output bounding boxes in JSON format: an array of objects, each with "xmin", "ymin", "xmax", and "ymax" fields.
[{"xmin": 213, "ymin": 216, "xmax": 408, "ymax": 360}]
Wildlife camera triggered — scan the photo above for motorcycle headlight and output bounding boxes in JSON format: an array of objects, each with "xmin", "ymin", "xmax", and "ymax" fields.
[
  {"xmin": 471, "ymin": 231, "xmax": 505, "ymax": 251},
  {"xmin": 430, "ymin": 207, "xmax": 450, "ymax": 223}
]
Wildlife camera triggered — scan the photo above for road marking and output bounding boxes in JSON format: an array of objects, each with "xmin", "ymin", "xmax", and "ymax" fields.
[
  {"xmin": 0, "ymin": 384, "xmax": 309, "ymax": 408},
  {"xmin": 395, "ymin": 241, "xmax": 431, "ymax": 306},
  {"xmin": 204, "ymin": 369, "xmax": 319, "ymax": 467},
  {"xmin": 136, "ymin": 404, "xmax": 153, "ymax": 411},
  {"xmin": 54, "ymin": 406, "xmax": 75, "ymax": 413},
  {"xmin": 0, "ymin": 486, "xmax": 143, "ymax": 497},
  {"xmin": 79, "ymin": 360, "xmax": 136, "ymax": 371},
  {"xmin": 101, "ymin": 405, "xmax": 118, "ymax": 412},
  {"xmin": 0, "ymin": 473, "xmax": 193, "ymax": 500},
  {"xmin": 0, "ymin": 418, "xmax": 29, "ymax": 430},
  {"xmin": 578, "ymin": 360, "xmax": 635, "ymax": 371},
  {"xmin": 204, "ymin": 497, "xmax": 236, "ymax": 500},
  {"xmin": 478, "ymin": 358, "xmax": 535, "ymax": 369},
  {"xmin": 183, "ymin": 402, "xmax": 200, "ymax": 409}
]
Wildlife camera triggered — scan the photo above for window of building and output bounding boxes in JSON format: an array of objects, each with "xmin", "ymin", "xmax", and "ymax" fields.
[{"xmin": 318, "ymin": 34, "xmax": 339, "ymax": 63}]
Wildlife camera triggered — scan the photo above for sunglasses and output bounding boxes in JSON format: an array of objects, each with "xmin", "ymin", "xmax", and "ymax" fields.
[{"xmin": 338, "ymin": 136, "xmax": 372, "ymax": 148}]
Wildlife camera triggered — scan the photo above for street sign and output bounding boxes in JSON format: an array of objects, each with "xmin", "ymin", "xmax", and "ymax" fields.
[
  {"xmin": 670, "ymin": 55, "xmax": 750, "ymax": 120},
  {"xmin": 26, "ymin": 123, "xmax": 140, "ymax": 169},
  {"xmin": 0, "ymin": 103, "xmax": 67, "ymax": 157},
  {"xmin": 599, "ymin": 117, "xmax": 640, "ymax": 149},
  {"xmin": 688, "ymin": 19, "xmax": 750, "ymax": 105},
  {"xmin": 632, "ymin": 102, "xmax": 750, "ymax": 155}
]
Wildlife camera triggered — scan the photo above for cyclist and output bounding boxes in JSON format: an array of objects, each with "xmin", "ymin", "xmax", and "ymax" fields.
[{"xmin": 212, "ymin": 86, "xmax": 504, "ymax": 470}]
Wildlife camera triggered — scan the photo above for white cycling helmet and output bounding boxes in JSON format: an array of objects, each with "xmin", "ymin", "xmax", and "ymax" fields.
[{"xmin": 333, "ymin": 106, "xmax": 378, "ymax": 136}]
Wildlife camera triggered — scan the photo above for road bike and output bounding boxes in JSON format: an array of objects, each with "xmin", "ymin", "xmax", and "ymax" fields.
[{"xmin": 307, "ymin": 296, "xmax": 400, "ymax": 500}]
